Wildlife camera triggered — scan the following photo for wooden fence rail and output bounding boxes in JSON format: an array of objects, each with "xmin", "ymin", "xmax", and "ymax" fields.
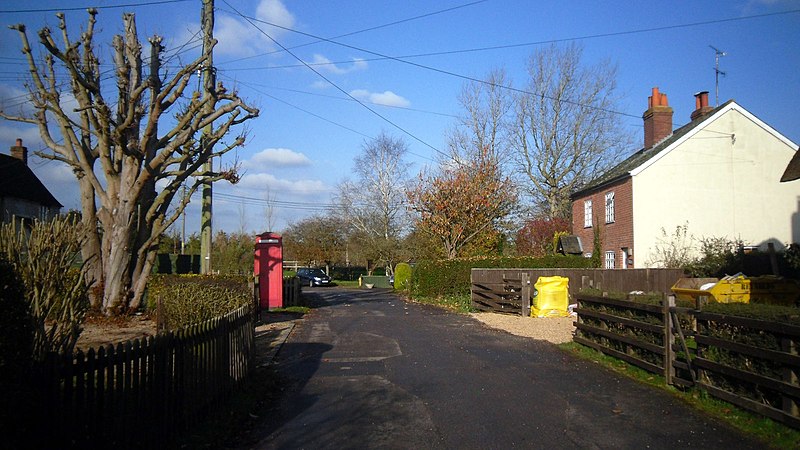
[
  {"xmin": 23, "ymin": 304, "xmax": 255, "ymax": 448},
  {"xmin": 575, "ymin": 294, "xmax": 800, "ymax": 429},
  {"xmin": 471, "ymin": 268, "xmax": 685, "ymax": 314}
]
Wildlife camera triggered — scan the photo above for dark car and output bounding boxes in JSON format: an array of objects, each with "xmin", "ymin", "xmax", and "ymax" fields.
[{"xmin": 296, "ymin": 268, "xmax": 332, "ymax": 287}]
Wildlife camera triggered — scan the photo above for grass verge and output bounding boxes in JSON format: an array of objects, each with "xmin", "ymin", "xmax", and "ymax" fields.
[
  {"xmin": 410, "ymin": 293, "xmax": 473, "ymax": 313},
  {"xmin": 559, "ymin": 341, "xmax": 800, "ymax": 449}
]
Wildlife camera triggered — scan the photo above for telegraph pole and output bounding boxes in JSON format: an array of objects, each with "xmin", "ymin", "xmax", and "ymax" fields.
[{"xmin": 200, "ymin": 0, "xmax": 215, "ymax": 274}]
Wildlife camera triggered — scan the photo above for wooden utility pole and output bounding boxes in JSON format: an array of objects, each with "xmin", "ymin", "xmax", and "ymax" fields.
[{"xmin": 200, "ymin": 0, "xmax": 215, "ymax": 274}]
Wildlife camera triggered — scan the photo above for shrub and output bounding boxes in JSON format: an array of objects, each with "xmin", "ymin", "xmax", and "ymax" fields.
[
  {"xmin": 0, "ymin": 216, "xmax": 89, "ymax": 359},
  {"xmin": 411, "ymin": 255, "xmax": 593, "ymax": 298},
  {"xmin": 148, "ymin": 275, "xmax": 251, "ymax": 330},
  {"xmin": 0, "ymin": 257, "xmax": 33, "ymax": 375},
  {"xmin": 393, "ymin": 262, "xmax": 413, "ymax": 292}
]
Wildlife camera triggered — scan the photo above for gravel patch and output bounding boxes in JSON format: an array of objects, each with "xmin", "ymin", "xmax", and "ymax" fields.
[{"xmin": 469, "ymin": 312, "xmax": 576, "ymax": 344}]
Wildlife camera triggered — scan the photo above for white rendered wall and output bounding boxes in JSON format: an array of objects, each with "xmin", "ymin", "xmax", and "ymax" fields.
[{"xmin": 632, "ymin": 105, "xmax": 799, "ymax": 267}]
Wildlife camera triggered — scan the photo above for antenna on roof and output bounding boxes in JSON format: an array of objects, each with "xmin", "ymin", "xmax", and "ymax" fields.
[{"xmin": 710, "ymin": 45, "xmax": 727, "ymax": 106}]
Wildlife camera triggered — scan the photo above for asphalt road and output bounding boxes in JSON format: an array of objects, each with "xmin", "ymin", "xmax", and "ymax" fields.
[{"xmin": 248, "ymin": 288, "xmax": 763, "ymax": 449}]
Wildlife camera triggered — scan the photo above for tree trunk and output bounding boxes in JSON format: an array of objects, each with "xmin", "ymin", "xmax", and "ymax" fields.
[{"xmin": 79, "ymin": 178, "xmax": 104, "ymax": 308}]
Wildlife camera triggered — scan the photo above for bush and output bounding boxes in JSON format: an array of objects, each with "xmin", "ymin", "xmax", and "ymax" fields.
[
  {"xmin": 394, "ymin": 263, "xmax": 413, "ymax": 292},
  {"xmin": 411, "ymin": 255, "xmax": 593, "ymax": 298},
  {"xmin": 0, "ymin": 257, "xmax": 33, "ymax": 376},
  {"xmin": 0, "ymin": 216, "xmax": 89, "ymax": 359},
  {"xmin": 148, "ymin": 275, "xmax": 252, "ymax": 330}
]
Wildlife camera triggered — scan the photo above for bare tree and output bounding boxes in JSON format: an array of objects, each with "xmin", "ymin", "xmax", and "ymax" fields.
[
  {"xmin": 512, "ymin": 43, "xmax": 629, "ymax": 220},
  {"xmin": 447, "ymin": 69, "xmax": 512, "ymax": 168},
  {"xmin": 337, "ymin": 132, "xmax": 410, "ymax": 274},
  {"xmin": 262, "ymin": 186, "xmax": 277, "ymax": 232},
  {"xmin": 1, "ymin": 3, "xmax": 258, "ymax": 314}
]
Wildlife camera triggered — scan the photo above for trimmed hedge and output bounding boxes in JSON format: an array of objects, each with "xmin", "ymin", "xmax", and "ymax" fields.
[
  {"xmin": 394, "ymin": 263, "xmax": 413, "ymax": 292},
  {"xmin": 147, "ymin": 274, "xmax": 251, "ymax": 330},
  {"xmin": 411, "ymin": 255, "xmax": 594, "ymax": 298}
]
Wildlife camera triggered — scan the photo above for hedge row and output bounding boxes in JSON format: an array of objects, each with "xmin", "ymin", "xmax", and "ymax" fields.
[
  {"xmin": 147, "ymin": 274, "xmax": 252, "ymax": 330},
  {"xmin": 411, "ymin": 255, "xmax": 594, "ymax": 298}
]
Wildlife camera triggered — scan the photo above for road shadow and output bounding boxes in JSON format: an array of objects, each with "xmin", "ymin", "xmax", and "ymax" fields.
[{"xmin": 243, "ymin": 341, "xmax": 332, "ymax": 446}]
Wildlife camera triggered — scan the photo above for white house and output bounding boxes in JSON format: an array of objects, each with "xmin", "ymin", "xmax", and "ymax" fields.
[{"xmin": 570, "ymin": 88, "xmax": 799, "ymax": 268}]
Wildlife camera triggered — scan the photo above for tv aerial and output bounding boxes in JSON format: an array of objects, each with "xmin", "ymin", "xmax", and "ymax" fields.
[{"xmin": 710, "ymin": 45, "xmax": 727, "ymax": 106}]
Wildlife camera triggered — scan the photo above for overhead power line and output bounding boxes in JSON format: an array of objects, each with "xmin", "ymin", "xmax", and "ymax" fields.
[
  {"xmin": 0, "ymin": 0, "xmax": 193, "ymax": 14},
  {"xmin": 221, "ymin": 0, "xmax": 450, "ymax": 161}
]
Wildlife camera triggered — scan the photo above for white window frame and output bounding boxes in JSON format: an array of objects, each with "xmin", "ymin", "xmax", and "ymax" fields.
[
  {"xmin": 605, "ymin": 251, "xmax": 615, "ymax": 269},
  {"xmin": 584, "ymin": 199, "xmax": 593, "ymax": 228},
  {"xmin": 605, "ymin": 192, "xmax": 615, "ymax": 224}
]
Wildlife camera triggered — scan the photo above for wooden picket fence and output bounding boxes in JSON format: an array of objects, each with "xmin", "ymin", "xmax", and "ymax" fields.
[
  {"xmin": 22, "ymin": 304, "xmax": 255, "ymax": 448},
  {"xmin": 574, "ymin": 294, "xmax": 800, "ymax": 429}
]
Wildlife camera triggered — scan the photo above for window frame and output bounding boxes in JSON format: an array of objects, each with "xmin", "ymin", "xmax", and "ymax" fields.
[
  {"xmin": 584, "ymin": 199, "xmax": 593, "ymax": 228},
  {"xmin": 605, "ymin": 250, "xmax": 615, "ymax": 269},
  {"xmin": 605, "ymin": 191, "xmax": 615, "ymax": 224}
]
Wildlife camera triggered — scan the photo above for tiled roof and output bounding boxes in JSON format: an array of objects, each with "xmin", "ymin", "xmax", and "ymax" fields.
[
  {"xmin": 0, "ymin": 153, "xmax": 62, "ymax": 207},
  {"xmin": 571, "ymin": 100, "xmax": 734, "ymax": 199}
]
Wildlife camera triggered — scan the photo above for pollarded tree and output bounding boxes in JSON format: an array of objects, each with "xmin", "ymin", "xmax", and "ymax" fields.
[
  {"xmin": 0, "ymin": 3, "xmax": 258, "ymax": 314},
  {"xmin": 407, "ymin": 148, "xmax": 516, "ymax": 259},
  {"xmin": 512, "ymin": 43, "xmax": 629, "ymax": 220}
]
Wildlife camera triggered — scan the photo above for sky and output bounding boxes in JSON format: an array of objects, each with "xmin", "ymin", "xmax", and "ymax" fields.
[{"xmin": 1, "ymin": 0, "xmax": 799, "ymax": 237}]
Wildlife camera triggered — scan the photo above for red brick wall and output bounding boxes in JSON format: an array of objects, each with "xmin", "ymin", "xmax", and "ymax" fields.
[{"xmin": 571, "ymin": 177, "xmax": 634, "ymax": 268}]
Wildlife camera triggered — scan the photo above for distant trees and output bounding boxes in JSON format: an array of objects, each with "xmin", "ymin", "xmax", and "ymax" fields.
[
  {"xmin": 337, "ymin": 132, "xmax": 411, "ymax": 274},
  {"xmin": 282, "ymin": 215, "xmax": 347, "ymax": 271}
]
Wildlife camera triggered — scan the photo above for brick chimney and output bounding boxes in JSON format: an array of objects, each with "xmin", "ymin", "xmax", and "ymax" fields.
[
  {"xmin": 690, "ymin": 91, "xmax": 714, "ymax": 121},
  {"xmin": 10, "ymin": 138, "xmax": 28, "ymax": 165},
  {"xmin": 642, "ymin": 87, "xmax": 673, "ymax": 149}
]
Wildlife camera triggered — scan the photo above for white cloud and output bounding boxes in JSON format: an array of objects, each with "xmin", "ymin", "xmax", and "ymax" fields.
[
  {"xmin": 245, "ymin": 148, "xmax": 311, "ymax": 168},
  {"xmin": 172, "ymin": 0, "xmax": 296, "ymax": 58},
  {"xmin": 256, "ymin": 0, "xmax": 295, "ymax": 29},
  {"xmin": 238, "ymin": 172, "xmax": 328, "ymax": 196},
  {"xmin": 349, "ymin": 89, "xmax": 410, "ymax": 107},
  {"xmin": 309, "ymin": 54, "xmax": 368, "ymax": 74}
]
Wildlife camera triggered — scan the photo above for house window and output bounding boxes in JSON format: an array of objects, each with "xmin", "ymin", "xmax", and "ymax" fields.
[
  {"xmin": 605, "ymin": 251, "xmax": 615, "ymax": 269},
  {"xmin": 584, "ymin": 200, "xmax": 592, "ymax": 228},
  {"xmin": 605, "ymin": 192, "xmax": 615, "ymax": 224}
]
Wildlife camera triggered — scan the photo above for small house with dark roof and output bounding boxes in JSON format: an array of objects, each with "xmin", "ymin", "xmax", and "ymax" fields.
[
  {"xmin": 570, "ymin": 88, "xmax": 798, "ymax": 269},
  {"xmin": 0, "ymin": 139, "xmax": 62, "ymax": 225}
]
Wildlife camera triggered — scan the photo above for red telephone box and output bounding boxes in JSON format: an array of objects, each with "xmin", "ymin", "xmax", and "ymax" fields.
[{"xmin": 254, "ymin": 232, "xmax": 283, "ymax": 309}]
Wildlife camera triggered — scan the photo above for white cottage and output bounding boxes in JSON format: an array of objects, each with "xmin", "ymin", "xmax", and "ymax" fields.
[{"xmin": 571, "ymin": 88, "xmax": 799, "ymax": 268}]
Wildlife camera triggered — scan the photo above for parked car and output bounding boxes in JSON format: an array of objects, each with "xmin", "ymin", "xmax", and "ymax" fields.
[{"xmin": 296, "ymin": 268, "xmax": 332, "ymax": 287}]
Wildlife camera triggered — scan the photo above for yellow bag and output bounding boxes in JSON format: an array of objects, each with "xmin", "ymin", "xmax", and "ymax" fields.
[{"xmin": 532, "ymin": 276, "xmax": 569, "ymax": 317}]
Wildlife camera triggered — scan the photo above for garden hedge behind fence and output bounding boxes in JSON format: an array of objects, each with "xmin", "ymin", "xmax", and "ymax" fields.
[{"xmin": 412, "ymin": 255, "xmax": 594, "ymax": 298}]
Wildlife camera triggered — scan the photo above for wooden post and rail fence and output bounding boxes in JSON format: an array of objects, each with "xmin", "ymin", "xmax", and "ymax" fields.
[{"xmin": 471, "ymin": 268, "xmax": 800, "ymax": 429}]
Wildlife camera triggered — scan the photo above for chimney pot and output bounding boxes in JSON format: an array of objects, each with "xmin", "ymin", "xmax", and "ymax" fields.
[
  {"xmin": 643, "ymin": 87, "xmax": 673, "ymax": 149},
  {"xmin": 10, "ymin": 138, "xmax": 28, "ymax": 165},
  {"xmin": 691, "ymin": 91, "xmax": 713, "ymax": 121}
]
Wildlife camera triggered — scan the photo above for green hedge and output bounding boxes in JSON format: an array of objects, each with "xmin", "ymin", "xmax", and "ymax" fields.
[
  {"xmin": 411, "ymin": 255, "xmax": 594, "ymax": 298},
  {"xmin": 147, "ymin": 275, "xmax": 251, "ymax": 330}
]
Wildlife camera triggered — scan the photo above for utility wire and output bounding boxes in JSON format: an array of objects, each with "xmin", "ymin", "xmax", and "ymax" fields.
[
  {"xmin": 219, "ymin": 0, "xmax": 487, "ymax": 65},
  {"xmin": 221, "ymin": 0, "xmax": 450, "ymax": 161},
  {"xmin": 0, "ymin": 0, "xmax": 193, "ymax": 14}
]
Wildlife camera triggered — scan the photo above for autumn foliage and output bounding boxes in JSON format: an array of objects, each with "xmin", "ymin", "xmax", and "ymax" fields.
[
  {"xmin": 406, "ymin": 149, "xmax": 515, "ymax": 259},
  {"xmin": 515, "ymin": 217, "xmax": 571, "ymax": 257}
]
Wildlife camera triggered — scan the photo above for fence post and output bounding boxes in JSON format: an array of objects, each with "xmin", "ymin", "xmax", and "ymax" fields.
[
  {"xmin": 521, "ymin": 273, "xmax": 531, "ymax": 317},
  {"xmin": 663, "ymin": 294, "xmax": 675, "ymax": 383},
  {"xmin": 782, "ymin": 336, "xmax": 799, "ymax": 417}
]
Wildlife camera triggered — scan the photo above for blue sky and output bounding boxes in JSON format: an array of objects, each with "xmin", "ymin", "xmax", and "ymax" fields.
[{"xmin": 1, "ymin": 0, "xmax": 798, "ymax": 236}]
